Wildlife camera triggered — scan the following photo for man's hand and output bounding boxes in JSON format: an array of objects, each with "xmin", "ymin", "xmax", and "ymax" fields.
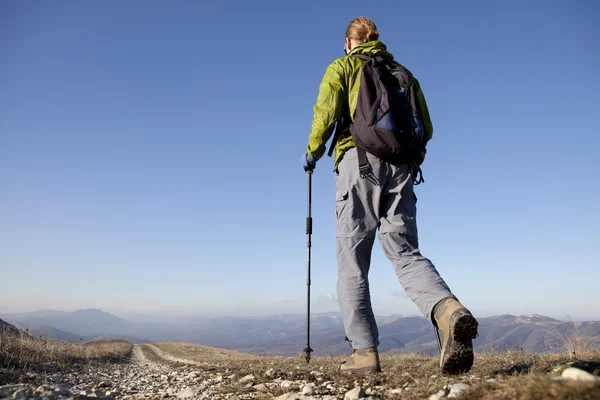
[{"xmin": 301, "ymin": 153, "xmax": 317, "ymax": 173}]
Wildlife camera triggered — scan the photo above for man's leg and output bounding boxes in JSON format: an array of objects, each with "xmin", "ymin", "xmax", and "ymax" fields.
[
  {"xmin": 337, "ymin": 234, "xmax": 378, "ymax": 349},
  {"xmin": 378, "ymin": 162, "xmax": 478, "ymax": 374},
  {"xmin": 335, "ymin": 149, "xmax": 381, "ymax": 350},
  {"xmin": 377, "ymin": 162, "xmax": 453, "ymax": 318}
]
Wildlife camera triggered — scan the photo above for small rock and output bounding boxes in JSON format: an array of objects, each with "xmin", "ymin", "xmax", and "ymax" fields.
[
  {"xmin": 389, "ymin": 388, "xmax": 403, "ymax": 394},
  {"xmin": 176, "ymin": 387, "xmax": 196, "ymax": 398},
  {"xmin": 98, "ymin": 381, "xmax": 111, "ymax": 388},
  {"xmin": 486, "ymin": 378, "xmax": 498, "ymax": 383},
  {"xmin": 274, "ymin": 393, "xmax": 301, "ymax": 400},
  {"xmin": 34, "ymin": 386, "xmax": 47, "ymax": 394},
  {"xmin": 314, "ymin": 386, "xmax": 330, "ymax": 395},
  {"xmin": 56, "ymin": 383, "xmax": 74, "ymax": 392},
  {"xmin": 448, "ymin": 383, "xmax": 470, "ymax": 398},
  {"xmin": 11, "ymin": 389, "xmax": 29, "ymax": 399},
  {"xmin": 238, "ymin": 374, "xmax": 255, "ymax": 384},
  {"xmin": 0, "ymin": 385, "xmax": 28, "ymax": 398},
  {"xmin": 345, "ymin": 386, "xmax": 366, "ymax": 400},
  {"xmin": 253, "ymin": 384, "xmax": 269, "ymax": 392},
  {"xmin": 166, "ymin": 387, "xmax": 177, "ymax": 396},
  {"xmin": 429, "ymin": 390, "xmax": 447, "ymax": 400},
  {"xmin": 561, "ymin": 367, "xmax": 600, "ymax": 382},
  {"xmin": 265, "ymin": 368, "xmax": 276, "ymax": 377},
  {"xmin": 302, "ymin": 384, "xmax": 314, "ymax": 395}
]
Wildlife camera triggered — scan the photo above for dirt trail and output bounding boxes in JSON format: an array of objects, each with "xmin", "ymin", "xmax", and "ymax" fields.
[
  {"xmin": 139, "ymin": 344, "xmax": 206, "ymax": 367},
  {"xmin": 129, "ymin": 344, "xmax": 151, "ymax": 364}
]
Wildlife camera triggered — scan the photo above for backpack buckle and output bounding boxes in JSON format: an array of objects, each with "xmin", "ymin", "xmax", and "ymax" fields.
[{"xmin": 359, "ymin": 163, "xmax": 372, "ymax": 179}]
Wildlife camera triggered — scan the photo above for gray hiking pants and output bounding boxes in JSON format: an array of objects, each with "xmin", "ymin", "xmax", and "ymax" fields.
[{"xmin": 335, "ymin": 148, "xmax": 453, "ymax": 349}]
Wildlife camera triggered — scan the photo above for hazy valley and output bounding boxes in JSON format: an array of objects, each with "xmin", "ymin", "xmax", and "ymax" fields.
[{"xmin": 3, "ymin": 309, "xmax": 599, "ymax": 358}]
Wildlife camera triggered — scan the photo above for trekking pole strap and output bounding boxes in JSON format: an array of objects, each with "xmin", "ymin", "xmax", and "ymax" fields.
[{"xmin": 412, "ymin": 164, "xmax": 425, "ymax": 185}]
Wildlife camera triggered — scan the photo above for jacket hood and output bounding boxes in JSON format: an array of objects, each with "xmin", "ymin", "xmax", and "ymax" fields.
[{"xmin": 348, "ymin": 40, "xmax": 394, "ymax": 59}]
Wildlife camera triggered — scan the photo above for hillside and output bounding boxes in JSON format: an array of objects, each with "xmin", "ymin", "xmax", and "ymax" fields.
[
  {"xmin": 0, "ymin": 318, "xmax": 20, "ymax": 335},
  {"xmin": 1, "ymin": 334, "xmax": 599, "ymax": 399}
]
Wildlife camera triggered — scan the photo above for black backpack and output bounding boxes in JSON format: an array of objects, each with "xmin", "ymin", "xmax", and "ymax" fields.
[{"xmin": 328, "ymin": 54, "xmax": 426, "ymax": 182}]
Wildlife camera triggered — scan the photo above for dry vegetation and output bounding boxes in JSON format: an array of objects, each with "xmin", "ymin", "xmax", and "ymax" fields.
[
  {"xmin": 0, "ymin": 328, "xmax": 132, "ymax": 383},
  {"xmin": 138, "ymin": 342, "xmax": 600, "ymax": 399},
  {"xmin": 543, "ymin": 317, "xmax": 600, "ymax": 359},
  {"xmin": 2, "ymin": 329, "xmax": 600, "ymax": 399},
  {"xmin": 152, "ymin": 342, "xmax": 258, "ymax": 361}
]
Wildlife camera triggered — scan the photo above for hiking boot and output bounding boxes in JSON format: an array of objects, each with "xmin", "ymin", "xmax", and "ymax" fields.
[
  {"xmin": 433, "ymin": 297, "xmax": 478, "ymax": 374},
  {"xmin": 338, "ymin": 347, "xmax": 381, "ymax": 374}
]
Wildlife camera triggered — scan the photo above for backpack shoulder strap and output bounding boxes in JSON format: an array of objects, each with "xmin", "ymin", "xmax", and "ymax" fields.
[
  {"xmin": 327, "ymin": 54, "xmax": 371, "ymax": 158},
  {"xmin": 327, "ymin": 104, "xmax": 350, "ymax": 157},
  {"xmin": 351, "ymin": 53, "xmax": 370, "ymax": 61}
]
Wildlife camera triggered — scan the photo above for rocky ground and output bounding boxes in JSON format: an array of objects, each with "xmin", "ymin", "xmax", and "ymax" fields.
[{"xmin": 1, "ymin": 344, "xmax": 600, "ymax": 400}]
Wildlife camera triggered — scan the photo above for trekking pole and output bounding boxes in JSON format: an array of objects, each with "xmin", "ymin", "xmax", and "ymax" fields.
[{"xmin": 303, "ymin": 171, "xmax": 314, "ymax": 363}]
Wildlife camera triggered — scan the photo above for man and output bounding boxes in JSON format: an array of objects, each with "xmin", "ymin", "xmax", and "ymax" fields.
[{"xmin": 301, "ymin": 17, "xmax": 478, "ymax": 375}]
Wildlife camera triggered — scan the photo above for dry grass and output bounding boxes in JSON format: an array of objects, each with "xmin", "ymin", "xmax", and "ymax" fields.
[
  {"xmin": 3, "ymin": 329, "xmax": 600, "ymax": 399},
  {"xmin": 145, "ymin": 343, "xmax": 600, "ymax": 399},
  {"xmin": 0, "ymin": 329, "xmax": 132, "ymax": 376},
  {"xmin": 542, "ymin": 316, "xmax": 600, "ymax": 359},
  {"xmin": 152, "ymin": 342, "xmax": 258, "ymax": 361},
  {"xmin": 459, "ymin": 375, "xmax": 600, "ymax": 400}
]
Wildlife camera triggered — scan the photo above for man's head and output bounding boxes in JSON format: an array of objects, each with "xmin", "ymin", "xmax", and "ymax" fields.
[{"xmin": 344, "ymin": 17, "xmax": 379, "ymax": 54}]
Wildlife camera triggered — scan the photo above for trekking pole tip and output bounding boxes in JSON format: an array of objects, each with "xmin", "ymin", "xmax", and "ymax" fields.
[{"xmin": 303, "ymin": 346, "xmax": 313, "ymax": 364}]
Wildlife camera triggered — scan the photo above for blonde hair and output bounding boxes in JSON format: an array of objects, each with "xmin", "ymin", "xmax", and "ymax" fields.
[{"xmin": 345, "ymin": 16, "xmax": 379, "ymax": 43}]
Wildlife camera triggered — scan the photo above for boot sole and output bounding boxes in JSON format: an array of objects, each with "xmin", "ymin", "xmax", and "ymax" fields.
[{"xmin": 441, "ymin": 312, "xmax": 478, "ymax": 375}]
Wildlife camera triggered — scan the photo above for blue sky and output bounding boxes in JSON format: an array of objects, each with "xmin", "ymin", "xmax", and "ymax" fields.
[{"xmin": 1, "ymin": 0, "xmax": 599, "ymax": 320}]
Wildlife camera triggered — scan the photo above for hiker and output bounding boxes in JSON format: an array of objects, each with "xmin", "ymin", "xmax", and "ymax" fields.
[{"xmin": 301, "ymin": 17, "xmax": 478, "ymax": 374}]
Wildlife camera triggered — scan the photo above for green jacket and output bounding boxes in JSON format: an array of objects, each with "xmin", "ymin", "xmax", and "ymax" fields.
[{"xmin": 306, "ymin": 40, "xmax": 434, "ymax": 168}]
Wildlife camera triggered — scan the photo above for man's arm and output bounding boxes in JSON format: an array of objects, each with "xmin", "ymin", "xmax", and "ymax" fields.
[{"xmin": 306, "ymin": 62, "xmax": 346, "ymax": 161}]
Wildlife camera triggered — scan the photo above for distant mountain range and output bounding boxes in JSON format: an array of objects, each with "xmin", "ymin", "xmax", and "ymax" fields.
[{"xmin": 2, "ymin": 309, "xmax": 598, "ymax": 356}]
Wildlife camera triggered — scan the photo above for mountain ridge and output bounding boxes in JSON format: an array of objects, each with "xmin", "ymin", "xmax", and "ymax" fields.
[{"xmin": 2, "ymin": 308, "xmax": 598, "ymax": 357}]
